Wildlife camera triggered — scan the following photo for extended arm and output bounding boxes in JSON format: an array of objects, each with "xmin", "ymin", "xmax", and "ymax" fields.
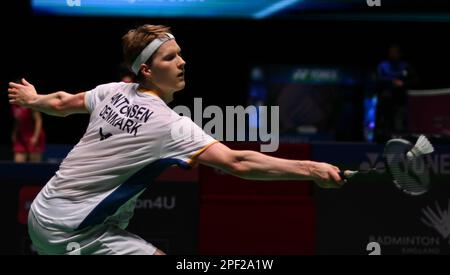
[
  {"xmin": 8, "ymin": 78, "xmax": 88, "ymax": 117},
  {"xmin": 197, "ymin": 142, "xmax": 343, "ymax": 188}
]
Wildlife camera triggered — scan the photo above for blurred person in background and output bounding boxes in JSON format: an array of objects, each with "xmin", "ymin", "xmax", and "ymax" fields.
[
  {"xmin": 11, "ymin": 102, "xmax": 46, "ymax": 163},
  {"xmin": 375, "ymin": 43, "xmax": 418, "ymax": 142}
]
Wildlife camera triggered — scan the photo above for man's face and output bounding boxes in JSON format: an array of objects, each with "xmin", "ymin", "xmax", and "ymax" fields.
[{"xmin": 149, "ymin": 40, "xmax": 186, "ymax": 93}]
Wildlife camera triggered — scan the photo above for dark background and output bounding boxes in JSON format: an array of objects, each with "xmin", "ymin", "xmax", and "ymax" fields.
[{"xmin": 2, "ymin": 1, "xmax": 450, "ymax": 146}]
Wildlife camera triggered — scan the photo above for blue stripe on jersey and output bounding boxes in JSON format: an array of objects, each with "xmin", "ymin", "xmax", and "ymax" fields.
[{"xmin": 76, "ymin": 158, "xmax": 190, "ymax": 230}]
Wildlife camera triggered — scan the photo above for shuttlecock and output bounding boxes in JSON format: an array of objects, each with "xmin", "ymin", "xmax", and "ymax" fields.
[{"xmin": 407, "ymin": 135, "xmax": 434, "ymax": 160}]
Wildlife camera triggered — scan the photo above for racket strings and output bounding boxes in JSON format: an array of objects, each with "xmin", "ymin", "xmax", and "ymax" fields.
[{"xmin": 384, "ymin": 143, "xmax": 430, "ymax": 196}]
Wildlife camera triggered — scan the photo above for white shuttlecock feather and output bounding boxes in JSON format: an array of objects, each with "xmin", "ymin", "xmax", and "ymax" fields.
[{"xmin": 407, "ymin": 135, "xmax": 434, "ymax": 159}]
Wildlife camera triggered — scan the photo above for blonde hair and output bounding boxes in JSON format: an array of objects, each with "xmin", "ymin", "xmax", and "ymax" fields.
[{"xmin": 122, "ymin": 24, "xmax": 172, "ymax": 73}]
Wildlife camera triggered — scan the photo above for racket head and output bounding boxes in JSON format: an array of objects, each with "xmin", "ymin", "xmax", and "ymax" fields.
[{"xmin": 383, "ymin": 138, "xmax": 430, "ymax": 196}]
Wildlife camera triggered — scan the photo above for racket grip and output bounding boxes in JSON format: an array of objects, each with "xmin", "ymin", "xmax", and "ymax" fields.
[{"xmin": 339, "ymin": 170, "xmax": 358, "ymax": 180}]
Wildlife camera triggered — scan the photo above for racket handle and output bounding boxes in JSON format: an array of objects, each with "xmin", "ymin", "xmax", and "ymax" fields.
[{"xmin": 339, "ymin": 170, "xmax": 358, "ymax": 181}]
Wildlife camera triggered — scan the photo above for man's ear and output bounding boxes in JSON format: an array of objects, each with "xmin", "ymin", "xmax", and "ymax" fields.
[{"xmin": 140, "ymin": 64, "xmax": 152, "ymax": 77}]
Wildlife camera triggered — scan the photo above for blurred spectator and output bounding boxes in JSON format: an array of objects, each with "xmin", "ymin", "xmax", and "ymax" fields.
[
  {"xmin": 11, "ymin": 104, "xmax": 46, "ymax": 163},
  {"xmin": 375, "ymin": 44, "xmax": 418, "ymax": 142}
]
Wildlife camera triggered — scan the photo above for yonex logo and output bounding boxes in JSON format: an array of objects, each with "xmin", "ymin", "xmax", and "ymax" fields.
[
  {"xmin": 360, "ymin": 153, "xmax": 385, "ymax": 173},
  {"xmin": 361, "ymin": 152, "xmax": 450, "ymax": 175},
  {"xmin": 99, "ymin": 127, "xmax": 113, "ymax": 141}
]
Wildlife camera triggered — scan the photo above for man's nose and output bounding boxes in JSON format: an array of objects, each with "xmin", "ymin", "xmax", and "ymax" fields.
[{"xmin": 178, "ymin": 56, "xmax": 186, "ymax": 67}]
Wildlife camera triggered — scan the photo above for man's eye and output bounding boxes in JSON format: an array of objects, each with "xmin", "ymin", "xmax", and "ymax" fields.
[{"xmin": 165, "ymin": 55, "xmax": 175, "ymax": 60}]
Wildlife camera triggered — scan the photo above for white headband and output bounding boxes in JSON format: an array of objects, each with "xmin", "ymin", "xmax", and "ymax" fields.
[{"xmin": 131, "ymin": 32, "xmax": 175, "ymax": 75}]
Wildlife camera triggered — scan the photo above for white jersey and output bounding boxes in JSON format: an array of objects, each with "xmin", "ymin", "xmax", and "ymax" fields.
[{"xmin": 30, "ymin": 82, "xmax": 217, "ymax": 232}]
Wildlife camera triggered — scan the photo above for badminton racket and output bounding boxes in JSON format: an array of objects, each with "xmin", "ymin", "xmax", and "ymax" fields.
[{"xmin": 339, "ymin": 135, "xmax": 434, "ymax": 196}]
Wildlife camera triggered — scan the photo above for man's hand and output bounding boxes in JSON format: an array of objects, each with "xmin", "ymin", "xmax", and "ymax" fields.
[
  {"xmin": 8, "ymin": 79, "xmax": 87, "ymax": 117},
  {"xmin": 30, "ymin": 136, "xmax": 39, "ymax": 147},
  {"xmin": 309, "ymin": 162, "xmax": 344, "ymax": 189},
  {"xmin": 8, "ymin": 78, "xmax": 38, "ymax": 107}
]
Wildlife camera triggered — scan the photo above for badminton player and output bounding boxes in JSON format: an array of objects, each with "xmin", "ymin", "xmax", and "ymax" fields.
[{"xmin": 8, "ymin": 24, "xmax": 343, "ymax": 255}]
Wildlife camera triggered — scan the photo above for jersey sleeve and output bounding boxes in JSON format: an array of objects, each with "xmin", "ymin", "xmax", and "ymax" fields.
[
  {"xmin": 84, "ymin": 83, "xmax": 121, "ymax": 113},
  {"xmin": 160, "ymin": 113, "xmax": 218, "ymax": 167}
]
